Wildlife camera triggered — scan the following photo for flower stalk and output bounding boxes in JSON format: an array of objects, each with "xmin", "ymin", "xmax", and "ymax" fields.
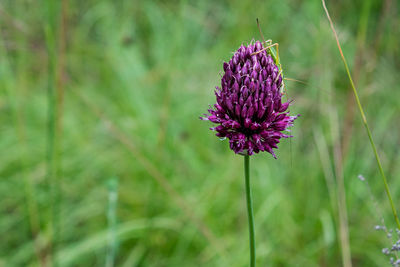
[
  {"xmin": 244, "ymin": 155, "xmax": 256, "ymax": 267},
  {"xmin": 201, "ymin": 40, "xmax": 298, "ymax": 266}
]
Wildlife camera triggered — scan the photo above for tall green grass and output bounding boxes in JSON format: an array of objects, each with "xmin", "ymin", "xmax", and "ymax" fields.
[
  {"xmin": 322, "ymin": 0, "xmax": 400, "ymax": 229},
  {"xmin": 1, "ymin": 0, "xmax": 400, "ymax": 266}
]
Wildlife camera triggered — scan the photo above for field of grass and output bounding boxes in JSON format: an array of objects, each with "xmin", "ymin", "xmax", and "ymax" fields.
[{"xmin": 1, "ymin": 0, "xmax": 400, "ymax": 266}]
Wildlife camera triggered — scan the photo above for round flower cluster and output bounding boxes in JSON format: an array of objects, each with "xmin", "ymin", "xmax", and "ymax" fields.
[{"xmin": 201, "ymin": 41, "xmax": 298, "ymax": 157}]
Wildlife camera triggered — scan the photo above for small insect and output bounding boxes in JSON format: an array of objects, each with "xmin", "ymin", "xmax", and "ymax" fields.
[
  {"xmin": 254, "ymin": 18, "xmax": 293, "ymax": 164},
  {"xmin": 253, "ymin": 18, "xmax": 288, "ymax": 97},
  {"xmin": 254, "ymin": 19, "xmax": 333, "ymax": 165},
  {"xmin": 254, "ymin": 19, "xmax": 330, "ymax": 96}
]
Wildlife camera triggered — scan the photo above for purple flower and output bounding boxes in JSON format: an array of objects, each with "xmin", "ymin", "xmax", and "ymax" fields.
[{"xmin": 201, "ymin": 41, "xmax": 299, "ymax": 157}]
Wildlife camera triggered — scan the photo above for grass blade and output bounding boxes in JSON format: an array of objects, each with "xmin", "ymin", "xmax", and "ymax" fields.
[
  {"xmin": 106, "ymin": 178, "xmax": 119, "ymax": 267},
  {"xmin": 321, "ymin": 0, "xmax": 400, "ymax": 229}
]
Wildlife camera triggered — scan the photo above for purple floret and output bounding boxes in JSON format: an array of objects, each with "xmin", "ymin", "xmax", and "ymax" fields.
[{"xmin": 201, "ymin": 41, "xmax": 299, "ymax": 157}]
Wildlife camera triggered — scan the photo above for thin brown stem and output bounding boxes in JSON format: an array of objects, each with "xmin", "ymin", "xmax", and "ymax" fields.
[{"xmin": 251, "ymin": 43, "xmax": 278, "ymax": 56}]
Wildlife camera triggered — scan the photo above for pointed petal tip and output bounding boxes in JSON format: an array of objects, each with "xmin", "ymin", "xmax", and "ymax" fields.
[{"xmin": 199, "ymin": 115, "xmax": 209, "ymax": 121}]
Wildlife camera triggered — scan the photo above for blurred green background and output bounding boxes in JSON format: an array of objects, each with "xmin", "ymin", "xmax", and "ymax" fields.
[{"xmin": 1, "ymin": 0, "xmax": 400, "ymax": 266}]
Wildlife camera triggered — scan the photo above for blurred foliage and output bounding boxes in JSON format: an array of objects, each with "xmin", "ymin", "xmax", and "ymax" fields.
[{"xmin": 1, "ymin": 0, "xmax": 400, "ymax": 266}]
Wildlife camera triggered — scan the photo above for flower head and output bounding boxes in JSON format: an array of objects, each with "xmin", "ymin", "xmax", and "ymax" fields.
[{"xmin": 201, "ymin": 41, "xmax": 298, "ymax": 157}]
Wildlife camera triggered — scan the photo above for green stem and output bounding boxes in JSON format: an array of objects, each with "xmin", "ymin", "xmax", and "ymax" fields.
[
  {"xmin": 348, "ymin": 76, "xmax": 400, "ymax": 228},
  {"xmin": 244, "ymin": 155, "xmax": 256, "ymax": 267}
]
